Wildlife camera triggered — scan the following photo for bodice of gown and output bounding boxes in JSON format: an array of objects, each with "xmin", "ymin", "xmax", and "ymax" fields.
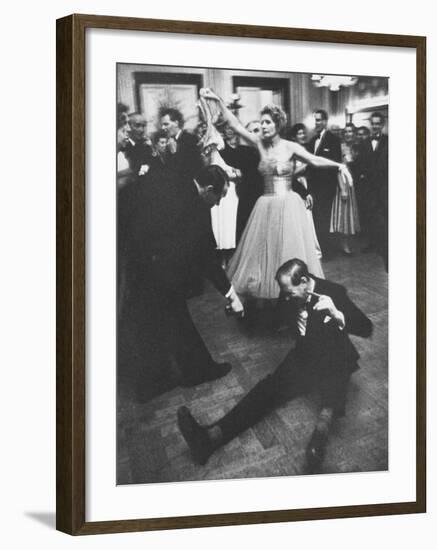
[{"xmin": 258, "ymin": 157, "xmax": 294, "ymax": 196}]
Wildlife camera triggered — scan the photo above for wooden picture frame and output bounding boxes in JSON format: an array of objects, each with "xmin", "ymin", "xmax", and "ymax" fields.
[{"xmin": 56, "ymin": 13, "xmax": 426, "ymax": 535}]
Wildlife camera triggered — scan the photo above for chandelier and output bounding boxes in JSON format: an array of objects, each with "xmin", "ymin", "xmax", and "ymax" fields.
[{"xmin": 311, "ymin": 74, "xmax": 358, "ymax": 92}]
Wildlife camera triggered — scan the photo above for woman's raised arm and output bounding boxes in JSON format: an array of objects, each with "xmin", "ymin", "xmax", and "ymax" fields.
[{"xmin": 200, "ymin": 88, "xmax": 258, "ymax": 147}]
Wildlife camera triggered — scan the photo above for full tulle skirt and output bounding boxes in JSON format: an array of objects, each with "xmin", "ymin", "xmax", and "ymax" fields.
[{"xmin": 227, "ymin": 191, "xmax": 324, "ymax": 299}]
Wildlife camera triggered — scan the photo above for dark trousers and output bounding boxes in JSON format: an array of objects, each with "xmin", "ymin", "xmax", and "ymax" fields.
[
  {"xmin": 164, "ymin": 298, "xmax": 216, "ymax": 382},
  {"xmin": 121, "ymin": 281, "xmax": 216, "ymax": 397},
  {"xmin": 358, "ymin": 187, "xmax": 388, "ymax": 271},
  {"xmin": 372, "ymin": 206, "xmax": 388, "ymax": 272},
  {"xmin": 355, "ymin": 181, "xmax": 372, "ymax": 242},
  {"xmin": 311, "ymin": 184, "xmax": 336, "ymax": 257},
  {"xmin": 216, "ymin": 322, "xmax": 352, "ymax": 444}
]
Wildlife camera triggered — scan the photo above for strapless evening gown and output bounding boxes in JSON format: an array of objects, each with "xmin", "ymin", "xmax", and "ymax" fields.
[{"xmin": 227, "ymin": 158, "xmax": 324, "ymax": 299}]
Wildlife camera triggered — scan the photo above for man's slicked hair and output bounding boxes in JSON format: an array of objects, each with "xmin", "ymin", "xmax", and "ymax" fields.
[{"xmin": 275, "ymin": 258, "xmax": 310, "ymax": 285}]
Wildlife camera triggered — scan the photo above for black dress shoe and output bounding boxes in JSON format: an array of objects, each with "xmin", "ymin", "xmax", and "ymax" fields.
[
  {"xmin": 177, "ymin": 406, "xmax": 213, "ymax": 465},
  {"xmin": 305, "ymin": 427, "xmax": 329, "ymax": 474},
  {"xmin": 181, "ymin": 362, "xmax": 232, "ymax": 387}
]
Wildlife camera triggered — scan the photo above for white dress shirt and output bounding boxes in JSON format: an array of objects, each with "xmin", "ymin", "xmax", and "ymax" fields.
[
  {"xmin": 296, "ymin": 280, "xmax": 345, "ymax": 336},
  {"xmin": 314, "ymin": 129, "xmax": 326, "ymax": 154}
]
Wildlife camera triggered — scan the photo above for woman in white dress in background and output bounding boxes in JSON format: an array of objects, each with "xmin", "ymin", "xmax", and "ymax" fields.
[
  {"xmin": 200, "ymin": 89, "xmax": 352, "ymax": 301},
  {"xmin": 210, "ymin": 126, "xmax": 240, "ymax": 265}
]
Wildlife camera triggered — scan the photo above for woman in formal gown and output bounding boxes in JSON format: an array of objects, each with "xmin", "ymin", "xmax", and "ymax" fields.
[
  {"xmin": 200, "ymin": 89, "xmax": 352, "ymax": 300},
  {"xmin": 329, "ymin": 123, "xmax": 361, "ymax": 255}
]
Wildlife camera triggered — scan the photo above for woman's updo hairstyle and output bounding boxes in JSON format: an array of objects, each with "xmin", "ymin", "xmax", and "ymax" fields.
[{"xmin": 260, "ymin": 104, "xmax": 288, "ymax": 133}]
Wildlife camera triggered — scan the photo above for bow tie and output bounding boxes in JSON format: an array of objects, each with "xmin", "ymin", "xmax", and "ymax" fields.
[{"xmin": 372, "ymin": 135, "xmax": 381, "ymax": 141}]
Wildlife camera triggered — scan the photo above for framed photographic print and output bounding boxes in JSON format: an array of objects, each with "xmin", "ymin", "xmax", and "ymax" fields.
[{"xmin": 56, "ymin": 13, "xmax": 426, "ymax": 535}]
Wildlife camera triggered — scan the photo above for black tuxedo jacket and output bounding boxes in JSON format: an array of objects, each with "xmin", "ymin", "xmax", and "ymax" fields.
[
  {"xmin": 308, "ymin": 129, "xmax": 342, "ymax": 159},
  {"xmin": 130, "ymin": 170, "xmax": 230, "ymax": 299},
  {"xmin": 369, "ymin": 134, "xmax": 388, "ymax": 207},
  {"xmin": 220, "ymin": 144, "xmax": 263, "ymax": 199},
  {"xmin": 124, "ymin": 139, "xmax": 154, "ymax": 176},
  {"xmin": 355, "ymin": 135, "xmax": 388, "ymax": 207},
  {"xmin": 168, "ymin": 130, "xmax": 203, "ymax": 182},
  {"xmin": 280, "ymin": 276, "xmax": 372, "ymax": 373},
  {"xmin": 219, "ymin": 144, "xmax": 263, "ymax": 243},
  {"xmin": 307, "ymin": 130, "xmax": 342, "ymax": 199}
]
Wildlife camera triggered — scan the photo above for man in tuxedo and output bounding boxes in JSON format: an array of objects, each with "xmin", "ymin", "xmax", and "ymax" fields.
[
  {"xmin": 307, "ymin": 110, "xmax": 342, "ymax": 259},
  {"xmin": 353, "ymin": 127, "xmax": 373, "ymax": 253},
  {"xmin": 355, "ymin": 113, "xmax": 388, "ymax": 270},
  {"xmin": 368, "ymin": 112, "xmax": 388, "ymax": 270},
  {"xmin": 177, "ymin": 258, "xmax": 372, "ymax": 473},
  {"xmin": 125, "ymin": 165, "xmax": 244, "ymax": 400},
  {"xmin": 125, "ymin": 113, "xmax": 154, "ymax": 177},
  {"xmin": 160, "ymin": 107, "xmax": 203, "ymax": 182}
]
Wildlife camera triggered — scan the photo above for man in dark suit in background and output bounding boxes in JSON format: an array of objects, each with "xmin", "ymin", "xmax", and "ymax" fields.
[
  {"xmin": 125, "ymin": 113, "xmax": 154, "ymax": 177},
  {"xmin": 368, "ymin": 112, "xmax": 388, "ymax": 271},
  {"xmin": 160, "ymin": 107, "xmax": 203, "ymax": 182},
  {"xmin": 307, "ymin": 109, "xmax": 342, "ymax": 259},
  {"xmin": 353, "ymin": 125, "xmax": 372, "ymax": 244},
  {"xmin": 177, "ymin": 258, "xmax": 372, "ymax": 473},
  {"xmin": 124, "ymin": 165, "xmax": 244, "ymax": 400},
  {"xmin": 354, "ymin": 113, "xmax": 388, "ymax": 270},
  {"xmin": 356, "ymin": 125, "xmax": 371, "ymax": 144}
]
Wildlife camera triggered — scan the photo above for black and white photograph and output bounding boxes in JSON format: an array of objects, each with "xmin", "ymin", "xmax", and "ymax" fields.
[
  {"xmin": 116, "ymin": 63, "xmax": 389, "ymax": 485},
  {"xmin": 1, "ymin": 0, "xmax": 432, "ymax": 543}
]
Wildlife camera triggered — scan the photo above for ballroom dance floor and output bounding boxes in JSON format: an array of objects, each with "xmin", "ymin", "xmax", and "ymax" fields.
[{"xmin": 117, "ymin": 251, "xmax": 388, "ymax": 485}]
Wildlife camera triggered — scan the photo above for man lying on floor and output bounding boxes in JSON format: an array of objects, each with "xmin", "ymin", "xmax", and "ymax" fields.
[{"xmin": 177, "ymin": 257, "xmax": 373, "ymax": 474}]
